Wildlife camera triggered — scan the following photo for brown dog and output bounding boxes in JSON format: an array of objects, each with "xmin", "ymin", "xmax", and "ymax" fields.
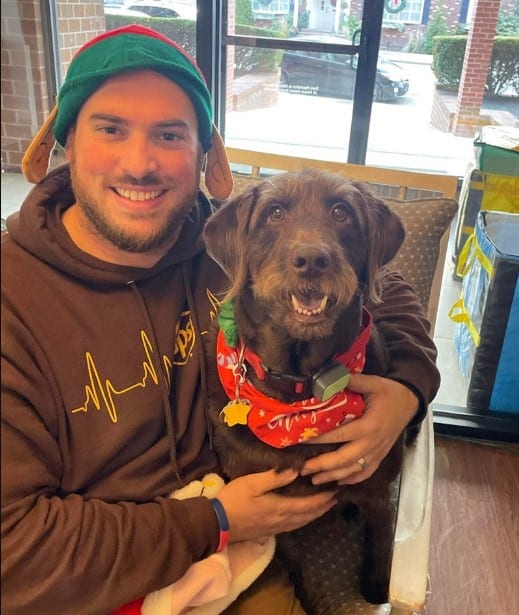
[{"xmin": 203, "ymin": 168, "xmax": 408, "ymax": 606}]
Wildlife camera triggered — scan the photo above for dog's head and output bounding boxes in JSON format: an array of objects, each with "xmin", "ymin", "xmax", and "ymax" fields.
[{"xmin": 203, "ymin": 169, "xmax": 404, "ymax": 339}]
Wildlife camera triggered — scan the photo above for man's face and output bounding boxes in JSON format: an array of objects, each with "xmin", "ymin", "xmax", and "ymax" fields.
[{"xmin": 64, "ymin": 69, "xmax": 205, "ymax": 263}]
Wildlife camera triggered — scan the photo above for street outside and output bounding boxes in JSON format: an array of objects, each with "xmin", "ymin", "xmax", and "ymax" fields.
[{"xmin": 225, "ymin": 52, "xmax": 517, "ymax": 177}]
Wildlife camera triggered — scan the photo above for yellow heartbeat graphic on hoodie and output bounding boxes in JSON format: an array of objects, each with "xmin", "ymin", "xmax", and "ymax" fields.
[
  {"xmin": 71, "ymin": 289, "xmax": 222, "ymax": 423},
  {"xmin": 71, "ymin": 330, "xmax": 162, "ymax": 423}
]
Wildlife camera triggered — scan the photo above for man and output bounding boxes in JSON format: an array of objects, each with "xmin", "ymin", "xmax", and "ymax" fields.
[{"xmin": 1, "ymin": 25, "xmax": 439, "ymax": 614}]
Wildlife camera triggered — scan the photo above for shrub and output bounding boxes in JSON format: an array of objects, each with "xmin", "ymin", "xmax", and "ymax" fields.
[
  {"xmin": 235, "ymin": 0, "xmax": 253, "ymax": 27},
  {"xmin": 431, "ymin": 35, "xmax": 466, "ymax": 90},
  {"xmin": 488, "ymin": 36, "xmax": 519, "ymax": 95},
  {"xmin": 422, "ymin": 9, "xmax": 451, "ymax": 54},
  {"xmin": 104, "ymin": 16, "xmax": 282, "ymax": 75},
  {"xmin": 105, "ymin": 15, "xmax": 196, "ymax": 56},
  {"xmin": 432, "ymin": 35, "xmax": 519, "ymax": 96},
  {"xmin": 496, "ymin": 10, "xmax": 519, "ymax": 35}
]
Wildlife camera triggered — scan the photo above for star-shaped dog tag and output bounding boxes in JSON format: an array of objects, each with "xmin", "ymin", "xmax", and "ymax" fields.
[{"xmin": 220, "ymin": 399, "xmax": 252, "ymax": 426}]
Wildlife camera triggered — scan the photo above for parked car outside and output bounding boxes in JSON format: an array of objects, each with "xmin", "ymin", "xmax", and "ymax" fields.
[
  {"xmin": 280, "ymin": 35, "xmax": 409, "ymax": 103},
  {"xmin": 104, "ymin": 6, "xmax": 154, "ymax": 19},
  {"xmin": 123, "ymin": 0, "xmax": 195, "ymax": 19}
]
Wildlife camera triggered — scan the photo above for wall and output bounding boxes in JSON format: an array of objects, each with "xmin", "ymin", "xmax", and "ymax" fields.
[{"xmin": 1, "ymin": 0, "xmax": 104, "ymax": 172}]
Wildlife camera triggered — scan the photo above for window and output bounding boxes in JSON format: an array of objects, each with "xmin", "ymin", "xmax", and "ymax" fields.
[
  {"xmin": 383, "ymin": 0, "xmax": 425, "ymax": 24},
  {"xmin": 251, "ymin": 0, "xmax": 291, "ymax": 17}
]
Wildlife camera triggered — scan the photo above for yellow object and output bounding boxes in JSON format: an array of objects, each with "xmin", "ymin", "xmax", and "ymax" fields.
[
  {"xmin": 480, "ymin": 173, "xmax": 519, "ymax": 213},
  {"xmin": 220, "ymin": 399, "xmax": 252, "ymax": 426}
]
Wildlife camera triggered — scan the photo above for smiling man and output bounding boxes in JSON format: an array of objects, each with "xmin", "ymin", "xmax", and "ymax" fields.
[{"xmin": 63, "ymin": 70, "xmax": 204, "ymax": 266}]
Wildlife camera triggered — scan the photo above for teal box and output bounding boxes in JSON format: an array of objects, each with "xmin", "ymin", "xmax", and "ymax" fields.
[{"xmin": 473, "ymin": 126, "xmax": 519, "ymax": 176}]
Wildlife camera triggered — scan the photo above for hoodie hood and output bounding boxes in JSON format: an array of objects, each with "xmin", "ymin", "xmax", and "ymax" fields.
[{"xmin": 6, "ymin": 164, "xmax": 212, "ymax": 287}]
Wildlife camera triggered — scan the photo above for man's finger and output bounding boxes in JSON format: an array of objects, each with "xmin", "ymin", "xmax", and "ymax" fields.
[
  {"xmin": 345, "ymin": 373, "xmax": 382, "ymax": 394},
  {"xmin": 251, "ymin": 468, "xmax": 299, "ymax": 494}
]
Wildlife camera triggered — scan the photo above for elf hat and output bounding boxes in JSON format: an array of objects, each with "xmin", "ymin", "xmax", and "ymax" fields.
[{"xmin": 22, "ymin": 24, "xmax": 233, "ymax": 199}]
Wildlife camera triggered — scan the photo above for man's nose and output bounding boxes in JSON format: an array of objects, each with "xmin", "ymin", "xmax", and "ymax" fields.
[{"xmin": 120, "ymin": 135, "xmax": 159, "ymax": 177}]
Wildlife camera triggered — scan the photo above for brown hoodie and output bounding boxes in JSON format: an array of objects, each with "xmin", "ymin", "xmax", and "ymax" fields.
[{"xmin": 1, "ymin": 165, "xmax": 440, "ymax": 614}]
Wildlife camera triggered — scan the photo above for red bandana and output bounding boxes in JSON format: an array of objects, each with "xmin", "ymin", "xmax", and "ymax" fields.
[{"xmin": 216, "ymin": 310, "xmax": 372, "ymax": 449}]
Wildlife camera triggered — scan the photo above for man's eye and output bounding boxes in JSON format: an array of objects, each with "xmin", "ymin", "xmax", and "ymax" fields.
[
  {"xmin": 160, "ymin": 132, "xmax": 183, "ymax": 142},
  {"xmin": 268, "ymin": 204, "xmax": 285, "ymax": 221},
  {"xmin": 99, "ymin": 125, "xmax": 120, "ymax": 135}
]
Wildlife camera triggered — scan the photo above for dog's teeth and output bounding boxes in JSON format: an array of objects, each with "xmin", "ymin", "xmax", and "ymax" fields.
[
  {"xmin": 318, "ymin": 296, "xmax": 328, "ymax": 312},
  {"xmin": 290, "ymin": 294, "xmax": 328, "ymax": 316}
]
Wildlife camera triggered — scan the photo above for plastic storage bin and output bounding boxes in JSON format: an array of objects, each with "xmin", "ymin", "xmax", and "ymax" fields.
[
  {"xmin": 453, "ymin": 128, "xmax": 519, "ymax": 278},
  {"xmin": 450, "ymin": 211, "xmax": 519, "ymax": 414}
]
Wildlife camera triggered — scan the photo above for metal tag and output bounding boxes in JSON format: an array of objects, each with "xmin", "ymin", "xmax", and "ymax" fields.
[{"xmin": 219, "ymin": 399, "xmax": 252, "ymax": 426}]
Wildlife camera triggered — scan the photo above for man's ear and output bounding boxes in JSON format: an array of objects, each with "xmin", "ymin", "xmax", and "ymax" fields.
[
  {"xmin": 204, "ymin": 125, "xmax": 234, "ymax": 199},
  {"xmin": 22, "ymin": 104, "xmax": 58, "ymax": 184}
]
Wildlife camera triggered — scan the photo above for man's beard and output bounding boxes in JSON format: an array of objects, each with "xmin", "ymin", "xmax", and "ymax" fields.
[{"xmin": 70, "ymin": 163, "xmax": 199, "ymax": 254}]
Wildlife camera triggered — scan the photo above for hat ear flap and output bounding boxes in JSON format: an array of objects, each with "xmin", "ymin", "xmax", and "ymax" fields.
[
  {"xmin": 204, "ymin": 125, "xmax": 234, "ymax": 200},
  {"xmin": 22, "ymin": 104, "xmax": 58, "ymax": 184}
]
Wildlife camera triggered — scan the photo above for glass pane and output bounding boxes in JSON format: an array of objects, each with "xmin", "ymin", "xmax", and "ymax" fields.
[
  {"xmin": 224, "ymin": 43, "xmax": 355, "ymax": 160},
  {"xmin": 230, "ymin": 2, "xmax": 293, "ymax": 39},
  {"xmin": 229, "ymin": 0, "xmax": 345, "ymax": 38}
]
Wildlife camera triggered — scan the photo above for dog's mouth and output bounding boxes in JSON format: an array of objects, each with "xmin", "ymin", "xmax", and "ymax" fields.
[{"xmin": 290, "ymin": 291, "xmax": 331, "ymax": 318}]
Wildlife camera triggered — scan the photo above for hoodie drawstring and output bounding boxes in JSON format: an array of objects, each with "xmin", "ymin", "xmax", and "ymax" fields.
[
  {"xmin": 128, "ymin": 280, "xmax": 181, "ymax": 480},
  {"xmin": 182, "ymin": 262, "xmax": 214, "ymax": 450}
]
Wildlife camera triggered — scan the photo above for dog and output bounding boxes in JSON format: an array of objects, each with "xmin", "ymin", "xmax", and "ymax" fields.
[{"xmin": 202, "ymin": 168, "xmax": 409, "ymax": 607}]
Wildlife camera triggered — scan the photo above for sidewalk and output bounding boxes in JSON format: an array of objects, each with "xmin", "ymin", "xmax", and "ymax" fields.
[{"xmin": 225, "ymin": 90, "xmax": 477, "ymax": 177}]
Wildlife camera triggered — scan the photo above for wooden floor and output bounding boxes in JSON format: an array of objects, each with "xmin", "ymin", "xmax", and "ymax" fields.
[{"xmin": 426, "ymin": 435, "xmax": 519, "ymax": 615}]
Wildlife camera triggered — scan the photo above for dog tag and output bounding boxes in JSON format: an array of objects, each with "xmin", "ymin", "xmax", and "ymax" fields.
[{"xmin": 220, "ymin": 399, "xmax": 252, "ymax": 426}]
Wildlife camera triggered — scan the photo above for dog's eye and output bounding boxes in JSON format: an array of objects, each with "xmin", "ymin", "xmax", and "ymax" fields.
[
  {"xmin": 331, "ymin": 203, "xmax": 349, "ymax": 222},
  {"xmin": 268, "ymin": 204, "xmax": 285, "ymax": 222}
]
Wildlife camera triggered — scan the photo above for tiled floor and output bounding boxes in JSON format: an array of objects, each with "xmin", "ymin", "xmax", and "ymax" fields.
[{"xmin": 1, "ymin": 170, "xmax": 468, "ymax": 408}]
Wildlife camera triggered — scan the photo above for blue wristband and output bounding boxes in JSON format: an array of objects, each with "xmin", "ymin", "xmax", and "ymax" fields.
[{"xmin": 210, "ymin": 498, "xmax": 230, "ymax": 552}]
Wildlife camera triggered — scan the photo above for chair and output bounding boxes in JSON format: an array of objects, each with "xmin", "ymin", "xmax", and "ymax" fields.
[{"xmin": 217, "ymin": 148, "xmax": 459, "ymax": 614}]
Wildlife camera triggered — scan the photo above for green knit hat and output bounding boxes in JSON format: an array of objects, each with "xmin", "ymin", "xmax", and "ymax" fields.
[{"xmin": 53, "ymin": 24, "xmax": 213, "ymax": 151}]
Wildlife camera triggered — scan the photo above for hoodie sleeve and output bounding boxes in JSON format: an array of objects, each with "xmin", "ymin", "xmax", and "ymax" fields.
[
  {"xmin": 1, "ymin": 348, "xmax": 220, "ymax": 615},
  {"xmin": 365, "ymin": 269, "xmax": 440, "ymax": 424}
]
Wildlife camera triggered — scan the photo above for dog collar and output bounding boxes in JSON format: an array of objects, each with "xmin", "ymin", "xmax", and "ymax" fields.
[
  {"xmin": 215, "ymin": 309, "xmax": 372, "ymax": 449},
  {"xmin": 243, "ymin": 308, "xmax": 372, "ymax": 401}
]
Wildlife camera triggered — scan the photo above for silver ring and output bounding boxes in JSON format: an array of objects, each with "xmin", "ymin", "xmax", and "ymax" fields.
[{"xmin": 357, "ymin": 456, "xmax": 368, "ymax": 471}]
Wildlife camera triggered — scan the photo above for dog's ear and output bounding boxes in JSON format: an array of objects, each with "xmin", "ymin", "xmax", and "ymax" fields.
[
  {"xmin": 352, "ymin": 182, "xmax": 406, "ymax": 302},
  {"xmin": 203, "ymin": 185, "xmax": 258, "ymax": 298}
]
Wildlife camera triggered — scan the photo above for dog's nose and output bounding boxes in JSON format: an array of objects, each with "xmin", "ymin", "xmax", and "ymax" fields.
[{"xmin": 290, "ymin": 243, "xmax": 331, "ymax": 274}]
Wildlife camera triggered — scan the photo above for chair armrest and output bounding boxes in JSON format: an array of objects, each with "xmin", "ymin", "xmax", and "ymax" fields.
[{"xmin": 389, "ymin": 407, "xmax": 435, "ymax": 613}]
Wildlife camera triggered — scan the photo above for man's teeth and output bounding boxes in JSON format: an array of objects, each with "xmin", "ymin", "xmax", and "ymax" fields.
[
  {"xmin": 115, "ymin": 188, "xmax": 162, "ymax": 201},
  {"xmin": 291, "ymin": 294, "xmax": 328, "ymax": 316}
]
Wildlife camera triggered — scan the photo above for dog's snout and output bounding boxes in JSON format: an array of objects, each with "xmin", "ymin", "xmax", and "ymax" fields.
[{"xmin": 290, "ymin": 243, "xmax": 331, "ymax": 274}]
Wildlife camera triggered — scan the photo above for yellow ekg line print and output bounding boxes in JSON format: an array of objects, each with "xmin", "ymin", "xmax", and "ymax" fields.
[
  {"xmin": 71, "ymin": 289, "xmax": 221, "ymax": 423},
  {"xmin": 71, "ymin": 330, "xmax": 162, "ymax": 423}
]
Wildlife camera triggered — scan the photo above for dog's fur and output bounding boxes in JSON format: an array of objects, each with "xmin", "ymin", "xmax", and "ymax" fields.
[{"xmin": 202, "ymin": 169, "xmax": 409, "ymax": 605}]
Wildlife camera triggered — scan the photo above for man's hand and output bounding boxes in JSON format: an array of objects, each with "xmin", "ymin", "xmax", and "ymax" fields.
[
  {"xmin": 217, "ymin": 469, "xmax": 337, "ymax": 543},
  {"xmin": 300, "ymin": 374, "xmax": 419, "ymax": 485}
]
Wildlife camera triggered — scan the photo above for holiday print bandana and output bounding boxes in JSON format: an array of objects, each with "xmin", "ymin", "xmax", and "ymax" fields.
[{"xmin": 216, "ymin": 309, "xmax": 372, "ymax": 448}]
